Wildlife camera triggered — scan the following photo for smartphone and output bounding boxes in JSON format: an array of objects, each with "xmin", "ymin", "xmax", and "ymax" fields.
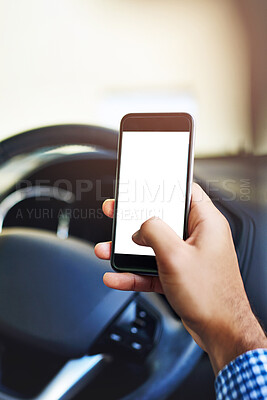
[{"xmin": 111, "ymin": 113, "xmax": 195, "ymax": 275}]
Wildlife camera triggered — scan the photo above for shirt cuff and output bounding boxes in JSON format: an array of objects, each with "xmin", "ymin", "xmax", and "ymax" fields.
[{"xmin": 215, "ymin": 348, "xmax": 267, "ymax": 400}]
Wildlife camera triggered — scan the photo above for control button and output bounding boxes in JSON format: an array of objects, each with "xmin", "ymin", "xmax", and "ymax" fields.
[
  {"xmin": 110, "ymin": 333, "xmax": 122, "ymax": 342},
  {"xmin": 139, "ymin": 310, "xmax": 147, "ymax": 318},
  {"xmin": 131, "ymin": 342, "xmax": 142, "ymax": 350},
  {"xmin": 131, "ymin": 326, "xmax": 138, "ymax": 334},
  {"xmin": 135, "ymin": 317, "xmax": 146, "ymax": 327}
]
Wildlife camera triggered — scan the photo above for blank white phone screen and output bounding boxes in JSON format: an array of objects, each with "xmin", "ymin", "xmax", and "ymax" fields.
[{"xmin": 114, "ymin": 131, "xmax": 190, "ymax": 256}]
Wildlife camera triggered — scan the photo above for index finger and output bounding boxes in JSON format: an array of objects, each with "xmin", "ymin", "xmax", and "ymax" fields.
[
  {"xmin": 187, "ymin": 183, "xmax": 225, "ymax": 241},
  {"xmin": 102, "ymin": 199, "xmax": 115, "ymax": 218}
]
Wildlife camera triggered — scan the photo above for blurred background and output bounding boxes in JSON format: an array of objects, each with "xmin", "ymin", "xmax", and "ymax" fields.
[{"xmin": 0, "ymin": 0, "xmax": 266, "ymax": 156}]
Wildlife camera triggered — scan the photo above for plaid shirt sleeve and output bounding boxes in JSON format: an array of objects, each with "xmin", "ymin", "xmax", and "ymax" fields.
[{"xmin": 215, "ymin": 348, "xmax": 267, "ymax": 399}]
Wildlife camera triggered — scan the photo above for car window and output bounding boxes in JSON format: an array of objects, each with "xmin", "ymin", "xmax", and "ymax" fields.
[{"xmin": 0, "ymin": 0, "xmax": 266, "ymax": 156}]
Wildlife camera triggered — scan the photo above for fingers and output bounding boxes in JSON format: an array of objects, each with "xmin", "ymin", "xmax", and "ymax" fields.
[
  {"xmin": 103, "ymin": 272, "xmax": 163, "ymax": 293},
  {"xmin": 132, "ymin": 217, "xmax": 185, "ymax": 267},
  {"xmin": 188, "ymin": 184, "xmax": 220, "ymax": 232},
  {"xmin": 102, "ymin": 199, "xmax": 115, "ymax": 218},
  {"xmin": 187, "ymin": 183, "xmax": 228, "ymax": 247},
  {"xmin": 190, "ymin": 183, "xmax": 213, "ymax": 210},
  {"xmin": 94, "ymin": 241, "xmax": 111, "ymax": 260}
]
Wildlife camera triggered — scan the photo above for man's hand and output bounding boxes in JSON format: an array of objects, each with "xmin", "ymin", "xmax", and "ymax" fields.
[{"xmin": 95, "ymin": 183, "xmax": 267, "ymax": 375}]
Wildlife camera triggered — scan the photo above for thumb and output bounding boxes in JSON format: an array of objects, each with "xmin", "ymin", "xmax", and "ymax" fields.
[{"xmin": 132, "ymin": 217, "xmax": 185, "ymax": 268}]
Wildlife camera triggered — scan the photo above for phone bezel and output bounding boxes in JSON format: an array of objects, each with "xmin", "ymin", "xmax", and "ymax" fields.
[{"xmin": 111, "ymin": 112, "xmax": 195, "ymax": 275}]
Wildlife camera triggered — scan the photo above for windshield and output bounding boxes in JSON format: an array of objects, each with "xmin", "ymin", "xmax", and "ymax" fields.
[{"xmin": 0, "ymin": 0, "xmax": 266, "ymax": 156}]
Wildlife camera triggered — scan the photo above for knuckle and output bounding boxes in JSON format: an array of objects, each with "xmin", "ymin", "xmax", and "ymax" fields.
[
  {"xmin": 192, "ymin": 182, "xmax": 201, "ymax": 191},
  {"xmin": 217, "ymin": 212, "xmax": 232, "ymax": 236},
  {"xmin": 131, "ymin": 274, "xmax": 138, "ymax": 291},
  {"xmin": 220, "ymin": 213, "xmax": 230, "ymax": 229},
  {"xmin": 148, "ymin": 277, "xmax": 157, "ymax": 292}
]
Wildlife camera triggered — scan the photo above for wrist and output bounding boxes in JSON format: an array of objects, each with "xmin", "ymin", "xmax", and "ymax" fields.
[{"xmin": 205, "ymin": 309, "xmax": 267, "ymax": 375}]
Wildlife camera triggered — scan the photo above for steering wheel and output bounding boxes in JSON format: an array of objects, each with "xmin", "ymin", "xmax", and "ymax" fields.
[{"xmin": 0, "ymin": 125, "xmax": 202, "ymax": 400}]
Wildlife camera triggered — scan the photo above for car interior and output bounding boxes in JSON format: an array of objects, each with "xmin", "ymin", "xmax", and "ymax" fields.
[{"xmin": 0, "ymin": 1, "xmax": 266, "ymax": 399}]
